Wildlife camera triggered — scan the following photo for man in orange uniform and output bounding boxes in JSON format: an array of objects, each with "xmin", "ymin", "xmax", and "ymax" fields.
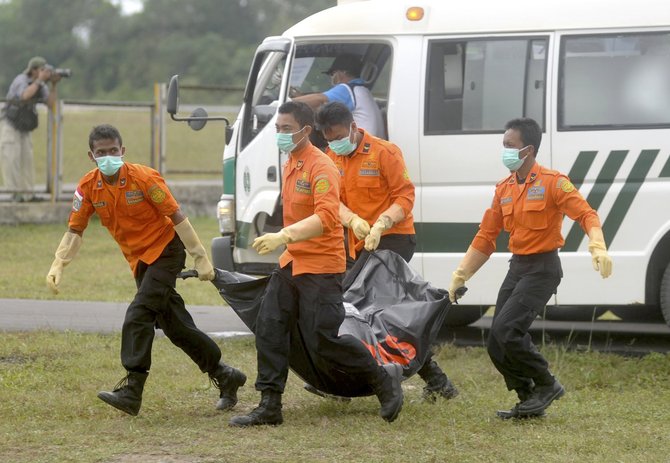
[
  {"xmin": 448, "ymin": 118, "xmax": 613, "ymax": 419},
  {"xmin": 45, "ymin": 124, "xmax": 245, "ymax": 416},
  {"xmin": 230, "ymin": 102, "xmax": 403, "ymax": 427},
  {"xmin": 316, "ymin": 101, "xmax": 459, "ymax": 402}
]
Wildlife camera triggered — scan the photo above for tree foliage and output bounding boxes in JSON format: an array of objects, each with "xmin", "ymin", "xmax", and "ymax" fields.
[{"xmin": 0, "ymin": 0, "xmax": 335, "ymax": 101}]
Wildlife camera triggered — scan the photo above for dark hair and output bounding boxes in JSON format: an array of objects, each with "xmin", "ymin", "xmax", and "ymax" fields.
[
  {"xmin": 89, "ymin": 124, "xmax": 123, "ymax": 150},
  {"xmin": 315, "ymin": 102, "xmax": 354, "ymax": 131},
  {"xmin": 278, "ymin": 101, "xmax": 314, "ymax": 128},
  {"xmin": 504, "ymin": 118, "xmax": 541, "ymax": 154}
]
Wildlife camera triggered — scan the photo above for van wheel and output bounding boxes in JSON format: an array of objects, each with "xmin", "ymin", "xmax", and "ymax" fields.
[
  {"xmin": 444, "ymin": 306, "xmax": 485, "ymax": 327},
  {"xmin": 659, "ymin": 262, "xmax": 670, "ymax": 327},
  {"xmin": 542, "ymin": 306, "xmax": 606, "ymax": 321}
]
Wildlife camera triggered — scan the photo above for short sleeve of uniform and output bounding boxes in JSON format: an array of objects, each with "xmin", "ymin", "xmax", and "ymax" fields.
[
  {"xmin": 553, "ymin": 175, "xmax": 601, "ymax": 233},
  {"xmin": 471, "ymin": 188, "xmax": 504, "ymax": 256},
  {"xmin": 312, "ymin": 158, "xmax": 341, "ymax": 233},
  {"xmin": 323, "ymin": 83, "xmax": 355, "ymax": 111},
  {"xmin": 138, "ymin": 168, "xmax": 180, "ymax": 216},
  {"xmin": 68, "ymin": 184, "xmax": 95, "ymax": 232}
]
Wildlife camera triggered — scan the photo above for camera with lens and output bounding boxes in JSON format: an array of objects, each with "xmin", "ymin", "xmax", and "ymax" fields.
[{"xmin": 45, "ymin": 64, "xmax": 72, "ymax": 78}]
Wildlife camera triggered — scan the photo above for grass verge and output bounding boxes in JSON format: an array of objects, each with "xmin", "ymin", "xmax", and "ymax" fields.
[{"xmin": 1, "ymin": 333, "xmax": 670, "ymax": 462}]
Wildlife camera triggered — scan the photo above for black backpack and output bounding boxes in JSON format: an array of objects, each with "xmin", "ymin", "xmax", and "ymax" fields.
[{"xmin": 4, "ymin": 100, "xmax": 39, "ymax": 132}]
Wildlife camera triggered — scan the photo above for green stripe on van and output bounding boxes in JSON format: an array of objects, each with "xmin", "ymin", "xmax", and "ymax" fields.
[
  {"xmin": 567, "ymin": 150, "xmax": 597, "ymax": 187},
  {"xmin": 563, "ymin": 150, "xmax": 628, "ymax": 251},
  {"xmin": 659, "ymin": 153, "xmax": 670, "ymax": 177},
  {"xmin": 223, "ymin": 157, "xmax": 235, "ymax": 195},
  {"xmin": 415, "ymin": 222, "xmax": 509, "ymax": 253},
  {"xmin": 602, "ymin": 149, "xmax": 659, "ymax": 245}
]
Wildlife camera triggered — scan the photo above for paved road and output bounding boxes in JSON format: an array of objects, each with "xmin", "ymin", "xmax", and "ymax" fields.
[
  {"xmin": 4, "ymin": 298, "xmax": 670, "ymax": 355},
  {"xmin": 0, "ymin": 298, "xmax": 251, "ymax": 338}
]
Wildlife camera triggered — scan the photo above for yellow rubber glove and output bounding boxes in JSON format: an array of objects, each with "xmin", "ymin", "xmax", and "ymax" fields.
[
  {"xmin": 448, "ymin": 246, "xmax": 489, "ymax": 303},
  {"xmin": 46, "ymin": 231, "xmax": 82, "ymax": 294},
  {"xmin": 174, "ymin": 218, "xmax": 215, "ymax": 281},
  {"xmin": 253, "ymin": 214, "xmax": 324, "ymax": 255},
  {"xmin": 347, "ymin": 214, "xmax": 371, "ymax": 240},
  {"xmin": 364, "ymin": 215, "xmax": 393, "ymax": 251},
  {"xmin": 587, "ymin": 227, "xmax": 612, "ymax": 278},
  {"xmin": 253, "ymin": 229, "xmax": 290, "ymax": 255}
]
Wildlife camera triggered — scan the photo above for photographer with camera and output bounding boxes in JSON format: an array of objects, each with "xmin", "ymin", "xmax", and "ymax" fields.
[{"xmin": 0, "ymin": 56, "xmax": 66, "ymax": 202}]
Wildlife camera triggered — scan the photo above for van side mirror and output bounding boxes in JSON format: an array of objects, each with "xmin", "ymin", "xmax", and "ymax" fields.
[
  {"xmin": 167, "ymin": 75, "xmax": 179, "ymax": 115},
  {"xmin": 166, "ymin": 74, "xmax": 230, "ymax": 131}
]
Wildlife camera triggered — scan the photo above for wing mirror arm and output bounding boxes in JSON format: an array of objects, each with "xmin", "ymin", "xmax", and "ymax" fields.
[{"xmin": 166, "ymin": 74, "xmax": 230, "ymax": 131}]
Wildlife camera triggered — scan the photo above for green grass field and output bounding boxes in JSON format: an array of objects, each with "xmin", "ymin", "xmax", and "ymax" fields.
[
  {"xmin": 2, "ymin": 223, "xmax": 670, "ymax": 462},
  {"xmin": 1, "ymin": 332, "xmax": 670, "ymax": 463}
]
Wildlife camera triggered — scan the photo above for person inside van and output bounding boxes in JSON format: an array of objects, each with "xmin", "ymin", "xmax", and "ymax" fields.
[
  {"xmin": 316, "ymin": 101, "xmax": 459, "ymax": 403},
  {"xmin": 448, "ymin": 117, "xmax": 613, "ymax": 420},
  {"xmin": 293, "ymin": 53, "xmax": 386, "ymax": 139}
]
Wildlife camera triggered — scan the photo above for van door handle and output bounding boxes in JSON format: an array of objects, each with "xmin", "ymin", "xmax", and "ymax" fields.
[{"xmin": 267, "ymin": 166, "xmax": 277, "ymax": 182}]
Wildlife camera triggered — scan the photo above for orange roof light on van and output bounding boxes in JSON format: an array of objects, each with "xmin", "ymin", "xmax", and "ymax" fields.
[{"xmin": 406, "ymin": 6, "xmax": 424, "ymax": 21}]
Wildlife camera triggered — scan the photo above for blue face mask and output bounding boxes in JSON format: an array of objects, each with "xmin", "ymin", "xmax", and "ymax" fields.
[
  {"xmin": 96, "ymin": 155, "xmax": 124, "ymax": 176},
  {"xmin": 275, "ymin": 127, "xmax": 305, "ymax": 153},
  {"xmin": 501, "ymin": 146, "xmax": 529, "ymax": 172},
  {"xmin": 328, "ymin": 125, "xmax": 357, "ymax": 156}
]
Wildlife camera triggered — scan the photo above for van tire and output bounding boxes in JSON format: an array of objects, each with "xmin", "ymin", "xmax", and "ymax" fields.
[{"xmin": 659, "ymin": 261, "xmax": 670, "ymax": 327}]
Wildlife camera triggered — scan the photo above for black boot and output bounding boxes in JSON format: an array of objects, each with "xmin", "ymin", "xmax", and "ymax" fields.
[
  {"xmin": 97, "ymin": 371, "xmax": 148, "ymax": 416},
  {"xmin": 518, "ymin": 377, "xmax": 565, "ymax": 415},
  {"xmin": 373, "ymin": 363, "xmax": 404, "ymax": 423},
  {"xmin": 229, "ymin": 390, "xmax": 283, "ymax": 427},
  {"xmin": 419, "ymin": 360, "xmax": 459, "ymax": 402},
  {"xmin": 496, "ymin": 386, "xmax": 545, "ymax": 420},
  {"xmin": 210, "ymin": 363, "xmax": 247, "ymax": 411}
]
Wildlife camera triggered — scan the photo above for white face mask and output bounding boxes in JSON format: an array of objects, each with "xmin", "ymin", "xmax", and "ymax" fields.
[{"xmin": 501, "ymin": 146, "xmax": 529, "ymax": 172}]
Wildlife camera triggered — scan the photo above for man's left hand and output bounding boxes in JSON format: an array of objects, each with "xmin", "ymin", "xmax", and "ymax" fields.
[{"xmin": 252, "ymin": 230, "xmax": 290, "ymax": 255}]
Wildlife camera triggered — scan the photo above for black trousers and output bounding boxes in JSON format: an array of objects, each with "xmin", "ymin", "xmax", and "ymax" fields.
[
  {"xmin": 120, "ymin": 235, "xmax": 221, "ymax": 375},
  {"xmin": 486, "ymin": 250, "xmax": 562, "ymax": 392},
  {"xmin": 254, "ymin": 264, "xmax": 383, "ymax": 393}
]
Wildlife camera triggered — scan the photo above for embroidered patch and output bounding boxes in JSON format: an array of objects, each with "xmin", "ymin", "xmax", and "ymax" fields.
[
  {"xmin": 359, "ymin": 169, "xmax": 379, "ymax": 176},
  {"xmin": 92, "ymin": 201, "xmax": 106, "ymax": 208},
  {"xmin": 558, "ymin": 178, "xmax": 575, "ymax": 193},
  {"xmin": 500, "ymin": 196, "xmax": 513, "ymax": 205},
  {"xmin": 403, "ymin": 169, "xmax": 410, "ymax": 181},
  {"xmin": 72, "ymin": 190, "xmax": 83, "ymax": 212},
  {"xmin": 362, "ymin": 143, "xmax": 371, "ymax": 154},
  {"xmin": 295, "ymin": 179, "xmax": 311, "ymax": 194},
  {"xmin": 96, "ymin": 180, "xmax": 103, "ymax": 188},
  {"xmin": 120, "ymin": 177, "xmax": 127, "ymax": 187},
  {"xmin": 314, "ymin": 178, "xmax": 330, "ymax": 194},
  {"xmin": 527, "ymin": 186, "xmax": 545, "ymax": 201},
  {"xmin": 148, "ymin": 185, "xmax": 166, "ymax": 203},
  {"xmin": 529, "ymin": 172, "xmax": 537, "ymax": 183},
  {"xmin": 126, "ymin": 190, "xmax": 145, "ymax": 205},
  {"xmin": 296, "ymin": 160, "xmax": 304, "ymax": 169}
]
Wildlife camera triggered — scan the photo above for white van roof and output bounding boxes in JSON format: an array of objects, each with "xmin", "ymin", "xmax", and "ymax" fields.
[{"xmin": 285, "ymin": 0, "xmax": 670, "ymax": 38}]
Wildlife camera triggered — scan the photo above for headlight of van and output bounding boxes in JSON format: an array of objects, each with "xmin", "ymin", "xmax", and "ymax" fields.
[{"xmin": 217, "ymin": 195, "xmax": 235, "ymax": 235}]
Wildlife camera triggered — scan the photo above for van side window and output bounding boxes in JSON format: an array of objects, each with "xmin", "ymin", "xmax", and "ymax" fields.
[
  {"xmin": 425, "ymin": 38, "xmax": 547, "ymax": 134},
  {"xmin": 559, "ymin": 32, "xmax": 670, "ymax": 129}
]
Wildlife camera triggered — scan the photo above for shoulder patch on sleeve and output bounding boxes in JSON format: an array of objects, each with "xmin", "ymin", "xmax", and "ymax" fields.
[
  {"xmin": 314, "ymin": 178, "xmax": 330, "ymax": 194},
  {"xmin": 72, "ymin": 189, "xmax": 83, "ymax": 212},
  {"xmin": 557, "ymin": 177, "xmax": 575, "ymax": 193},
  {"xmin": 148, "ymin": 184, "xmax": 166, "ymax": 203}
]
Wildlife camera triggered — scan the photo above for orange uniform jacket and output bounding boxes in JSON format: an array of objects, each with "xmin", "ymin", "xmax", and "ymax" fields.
[
  {"xmin": 68, "ymin": 163, "xmax": 180, "ymax": 274},
  {"xmin": 472, "ymin": 162, "xmax": 601, "ymax": 256},
  {"xmin": 326, "ymin": 129, "xmax": 415, "ymax": 256},
  {"xmin": 279, "ymin": 141, "xmax": 346, "ymax": 275}
]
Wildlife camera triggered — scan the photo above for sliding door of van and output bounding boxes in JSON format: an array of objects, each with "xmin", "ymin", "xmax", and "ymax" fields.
[
  {"xmin": 553, "ymin": 30, "xmax": 670, "ymax": 305},
  {"xmin": 419, "ymin": 35, "xmax": 549, "ymax": 303}
]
